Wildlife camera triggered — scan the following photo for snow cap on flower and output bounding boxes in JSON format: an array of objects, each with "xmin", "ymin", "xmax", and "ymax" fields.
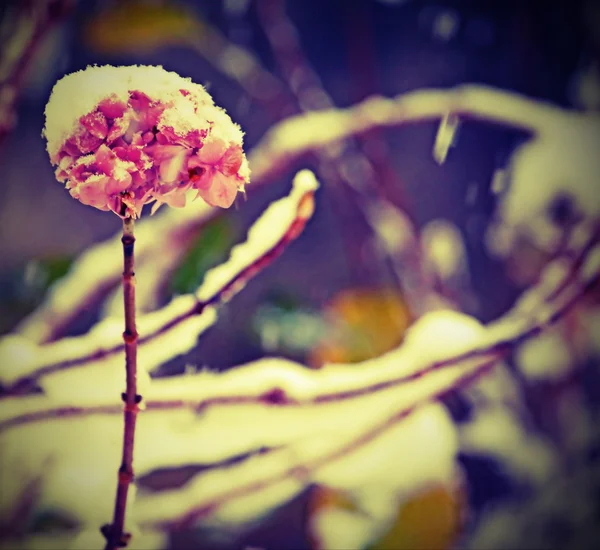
[{"xmin": 43, "ymin": 65, "xmax": 250, "ymax": 218}]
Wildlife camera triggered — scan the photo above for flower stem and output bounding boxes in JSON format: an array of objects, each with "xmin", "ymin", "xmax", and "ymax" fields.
[{"xmin": 103, "ymin": 217, "xmax": 141, "ymax": 549}]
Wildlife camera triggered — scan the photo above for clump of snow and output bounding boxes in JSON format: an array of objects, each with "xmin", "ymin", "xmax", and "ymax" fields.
[
  {"xmin": 516, "ymin": 330, "xmax": 572, "ymax": 381},
  {"xmin": 421, "ymin": 219, "xmax": 467, "ymax": 280},
  {"xmin": 488, "ymin": 113, "xmax": 600, "ymax": 255},
  {"xmin": 459, "ymin": 408, "xmax": 558, "ymax": 486},
  {"xmin": 44, "ymin": 65, "xmax": 232, "ymax": 157},
  {"xmin": 402, "ymin": 310, "xmax": 484, "ymax": 364}
]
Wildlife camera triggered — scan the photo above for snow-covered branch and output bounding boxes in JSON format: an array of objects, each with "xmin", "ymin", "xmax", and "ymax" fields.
[
  {"xmin": 248, "ymin": 85, "xmax": 577, "ymax": 185},
  {"xmin": 0, "ymin": 207, "xmax": 597, "ymax": 546},
  {"xmin": 0, "ymin": 171, "xmax": 319, "ymax": 398},
  {"xmin": 16, "ymin": 199, "xmax": 217, "ymax": 344},
  {"xmin": 2, "ymin": 218, "xmax": 597, "ymax": 430}
]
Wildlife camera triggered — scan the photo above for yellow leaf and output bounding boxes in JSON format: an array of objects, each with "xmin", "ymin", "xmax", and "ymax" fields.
[
  {"xmin": 370, "ymin": 485, "xmax": 464, "ymax": 550},
  {"xmin": 309, "ymin": 287, "xmax": 412, "ymax": 367},
  {"xmin": 84, "ymin": 1, "xmax": 203, "ymax": 55}
]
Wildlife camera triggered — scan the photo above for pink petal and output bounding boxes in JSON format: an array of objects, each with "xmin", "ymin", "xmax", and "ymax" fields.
[
  {"xmin": 162, "ymin": 190, "xmax": 187, "ymax": 209},
  {"xmin": 80, "ymin": 111, "xmax": 108, "ymax": 139},
  {"xmin": 150, "ymin": 200, "xmax": 164, "ymax": 215},
  {"xmin": 98, "ymin": 96, "xmax": 127, "ymax": 119},
  {"xmin": 187, "ymin": 156, "xmax": 210, "ymax": 187},
  {"xmin": 159, "ymin": 149, "xmax": 189, "ymax": 183},
  {"xmin": 130, "ymin": 132, "xmax": 145, "ymax": 146},
  {"xmin": 219, "ymin": 144, "xmax": 243, "ymax": 176},
  {"xmin": 106, "ymin": 114, "xmax": 131, "ymax": 142},
  {"xmin": 148, "ymin": 144, "xmax": 186, "ymax": 162},
  {"xmin": 105, "ymin": 170, "xmax": 132, "ymax": 195},
  {"xmin": 179, "ymin": 128, "xmax": 207, "ymax": 148},
  {"xmin": 143, "ymin": 104, "xmax": 165, "ymax": 129},
  {"xmin": 107, "ymin": 195, "xmax": 122, "ymax": 216},
  {"xmin": 195, "ymin": 171, "xmax": 239, "ymax": 208},
  {"xmin": 142, "ymin": 131, "xmax": 155, "ymax": 144},
  {"xmin": 76, "ymin": 178, "xmax": 110, "ymax": 208},
  {"xmin": 76, "ymin": 131, "xmax": 103, "ymax": 154},
  {"xmin": 126, "ymin": 147, "xmax": 142, "ymax": 163},
  {"xmin": 62, "ymin": 138, "xmax": 82, "ymax": 157},
  {"xmin": 197, "ymin": 138, "xmax": 227, "ymax": 164},
  {"xmin": 95, "ymin": 145, "xmax": 116, "ymax": 174},
  {"xmin": 129, "ymin": 90, "xmax": 152, "ymax": 112}
]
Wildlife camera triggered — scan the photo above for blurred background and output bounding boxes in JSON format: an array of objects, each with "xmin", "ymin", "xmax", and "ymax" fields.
[{"xmin": 1, "ymin": 0, "xmax": 600, "ymax": 548}]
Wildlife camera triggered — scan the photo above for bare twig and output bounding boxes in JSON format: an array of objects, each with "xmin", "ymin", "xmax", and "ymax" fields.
[
  {"xmin": 103, "ymin": 217, "xmax": 141, "ymax": 549},
  {"xmin": 257, "ymin": 0, "xmax": 431, "ymax": 307}
]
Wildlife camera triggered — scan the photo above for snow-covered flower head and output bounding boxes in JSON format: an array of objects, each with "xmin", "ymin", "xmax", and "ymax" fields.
[{"xmin": 43, "ymin": 65, "xmax": 250, "ymax": 218}]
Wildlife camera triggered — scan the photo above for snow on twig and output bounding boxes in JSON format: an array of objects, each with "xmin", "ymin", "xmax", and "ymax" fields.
[
  {"xmin": 1, "ymin": 222, "xmax": 598, "ymax": 432},
  {"xmin": 0, "ymin": 200, "xmax": 597, "ymax": 548},
  {"xmin": 15, "ymin": 200, "xmax": 217, "ymax": 344},
  {"xmin": 0, "ymin": 171, "xmax": 319, "ymax": 398},
  {"xmin": 248, "ymin": 85, "xmax": 570, "ymax": 185},
  {"xmin": 0, "ymin": 307, "xmax": 488, "ymax": 542}
]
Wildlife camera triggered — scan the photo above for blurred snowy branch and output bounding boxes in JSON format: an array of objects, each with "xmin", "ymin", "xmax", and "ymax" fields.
[
  {"xmin": 16, "ymin": 199, "xmax": 217, "ymax": 344},
  {"xmin": 1, "ymin": 171, "xmax": 318, "ymax": 398},
  {"xmin": 0, "ymin": 0, "xmax": 74, "ymax": 143},
  {"xmin": 249, "ymin": 84, "xmax": 573, "ymax": 182},
  {"xmin": 1, "ymin": 189, "xmax": 598, "ymax": 549}
]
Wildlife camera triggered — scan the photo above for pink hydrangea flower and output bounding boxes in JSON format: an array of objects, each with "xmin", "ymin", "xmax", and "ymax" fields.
[{"xmin": 43, "ymin": 65, "xmax": 250, "ymax": 218}]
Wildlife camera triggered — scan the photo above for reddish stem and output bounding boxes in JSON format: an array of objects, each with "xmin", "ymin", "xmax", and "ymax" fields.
[{"xmin": 103, "ymin": 217, "xmax": 141, "ymax": 549}]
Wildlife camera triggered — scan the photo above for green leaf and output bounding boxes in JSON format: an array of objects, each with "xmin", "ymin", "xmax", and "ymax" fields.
[
  {"xmin": 0, "ymin": 255, "xmax": 74, "ymax": 334},
  {"xmin": 169, "ymin": 215, "xmax": 237, "ymax": 295}
]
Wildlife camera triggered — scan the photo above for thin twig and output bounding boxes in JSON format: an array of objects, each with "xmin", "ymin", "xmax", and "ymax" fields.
[
  {"xmin": 148, "ymin": 356, "xmax": 501, "ymax": 531},
  {"xmin": 103, "ymin": 217, "xmax": 141, "ymax": 549},
  {"xmin": 2, "ymin": 238, "xmax": 598, "ymax": 435}
]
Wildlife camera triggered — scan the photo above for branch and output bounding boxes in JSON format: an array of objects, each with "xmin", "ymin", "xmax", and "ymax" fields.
[
  {"xmin": 16, "ymin": 198, "xmax": 217, "ymax": 344},
  {"xmin": 139, "ymin": 359, "xmax": 497, "ymax": 532},
  {"xmin": 0, "ymin": 234, "xmax": 597, "ymax": 542},
  {"xmin": 103, "ymin": 217, "xmax": 140, "ymax": 550},
  {"xmin": 0, "ymin": 171, "xmax": 319, "ymax": 396},
  {"xmin": 184, "ymin": 20, "xmax": 296, "ymax": 119},
  {"xmin": 2, "ymin": 225, "xmax": 597, "ymax": 434},
  {"xmin": 248, "ymin": 85, "xmax": 573, "ymax": 186},
  {"xmin": 0, "ymin": 310, "xmax": 494, "ymax": 538},
  {"xmin": 257, "ymin": 0, "xmax": 433, "ymax": 312}
]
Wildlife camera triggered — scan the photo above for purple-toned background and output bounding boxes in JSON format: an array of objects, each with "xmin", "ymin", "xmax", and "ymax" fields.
[{"xmin": 1, "ymin": 1, "xmax": 598, "ymax": 548}]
